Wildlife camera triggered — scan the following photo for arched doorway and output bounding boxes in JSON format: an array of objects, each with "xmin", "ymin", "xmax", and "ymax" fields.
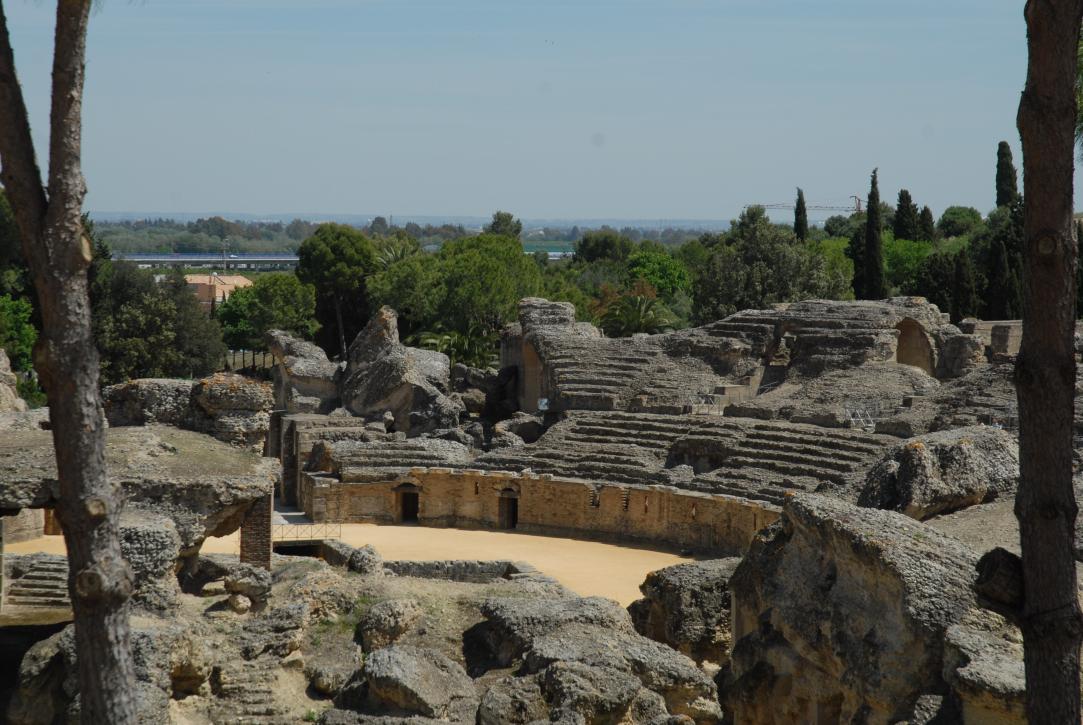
[
  {"xmin": 394, "ymin": 484, "xmax": 421, "ymax": 523},
  {"xmin": 895, "ymin": 319, "xmax": 934, "ymax": 375},
  {"xmin": 498, "ymin": 488, "xmax": 519, "ymax": 530}
]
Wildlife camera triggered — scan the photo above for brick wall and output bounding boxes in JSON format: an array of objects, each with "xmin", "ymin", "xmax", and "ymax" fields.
[{"xmin": 239, "ymin": 493, "xmax": 272, "ymax": 570}]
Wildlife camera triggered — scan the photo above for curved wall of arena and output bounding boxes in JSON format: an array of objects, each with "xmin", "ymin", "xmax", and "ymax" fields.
[{"xmin": 299, "ymin": 466, "xmax": 780, "ymax": 554}]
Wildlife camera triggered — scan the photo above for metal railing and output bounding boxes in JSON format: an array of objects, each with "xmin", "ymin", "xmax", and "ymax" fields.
[{"xmin": 271, "ymin": 522, "xmax": 342, "ymax": 541}]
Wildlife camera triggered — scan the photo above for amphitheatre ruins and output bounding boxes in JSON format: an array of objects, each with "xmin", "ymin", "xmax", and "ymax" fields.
[{"xmin": 0, "ymin": 295, "xmax": 1055, "ymax": 723}]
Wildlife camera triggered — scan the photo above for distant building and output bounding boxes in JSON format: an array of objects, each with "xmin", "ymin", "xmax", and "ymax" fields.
[{"xmin": 185, "ymin": 273, "xmax": 252, "ymax": 310}]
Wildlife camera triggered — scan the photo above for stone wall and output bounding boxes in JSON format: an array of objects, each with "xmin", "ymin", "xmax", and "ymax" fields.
[
  {"xmin": 300, "ymin": 467, "xmax": 778, "ymax": 554},
  {"xmin": 1, "ymin": 508, "xmax": 44, "ymax": 544}
]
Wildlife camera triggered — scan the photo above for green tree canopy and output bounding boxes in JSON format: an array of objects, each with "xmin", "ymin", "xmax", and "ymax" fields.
[
  {"xmin": 0, "ymin": 293, "xmax": 35, "ymax": 371},
  {"xmin": 625, "ymin": 250, "xmax": 691, "ymax": 298},
  {"xmin": 692, "ymin": 206, "xmax": 849, "ymax": 322},
  {"xmin": 438, "ymin": 234, "xmax": 541, "ymax": 334},
  {"xmin": 217, "ymin": 273, "xmax": 318, "ymax": 350},
  {"xmin": 484, "ymin": 210, "xmax": 523, "ymax": 239},
  {"xmin": 574, "ymin": 228, "xmax": 634, "ymax": 263},
  {"xmin": 917, "ymin": 205, "xmax": 937, "ymax": 242},
  {"xmin": 864, "ymin": 169, "xmax": 886, "ymax": 299},
  {"xmin": 951, "ymin": 250, "xmax": 979, "ymax": 324},
  {"xmin": 794, "ymin": 188, "xmax": 809, "ymax": 241},
  {"xmin": 912, "ymin": 252, "xmax": 954, "ymax": 313},
  {"xmin": 995, "ymin": 141, "xmax": 1020, "ymax": 207},
  {"xmin": 91, "ymin": 261, "xmax": 226, "ymax": 385},
  {"xmin": 367, "ymin": 253, "xmax": 448, "ymax": 336},
  {"xmin": 297, "ymin": 223, "xmax": 377, "ymax": 357},
  {"xmin": 893, "ymin": 189, "xmax": 920, "ymax": 241},
  {"xmin": 937, "ymin": 206, "xmax": 984, "ymax": 238},
  {"xmin": 883, "ymin": 237, "xmax": 934, "ymax": 294},
  {"xmin": 601, "ymin": 295, "xmax": 675, "ymax": 337}
]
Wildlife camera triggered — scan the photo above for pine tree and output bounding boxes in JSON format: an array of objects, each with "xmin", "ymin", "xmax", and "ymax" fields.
[
  {"xmin": 950, "ymin": 250, "xmax": 978, "ymax": 323},
  {"xmin": 893, "ymin": 189, "xmax": 920, "ymax": 240},
  {"xmin": 917, "ymin": 206, "xmax": 937, "ymax": 242},
  {"xmin": 995, "ymin": 140, "xmax": 1019, "ymax": 208},
  {"xmin": 864, "ymin": 169, "xmax": 886, "ymax": 299},
  {"xmin": 794, "ymin": 187, "xmax": 809, "ymax": 242}
]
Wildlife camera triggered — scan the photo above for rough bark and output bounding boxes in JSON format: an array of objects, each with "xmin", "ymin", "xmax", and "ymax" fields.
[
  {"xmin": 1015, "ymin": 0, "xmax": 1083, "ymax": 720},
  {"xmin": 0, "ymin": 2, "xmax": 137, "ymax": 722}
]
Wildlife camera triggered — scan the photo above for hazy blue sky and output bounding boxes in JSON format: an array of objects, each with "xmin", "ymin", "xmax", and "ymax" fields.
[{"xmin": 2, "ymin": 0, "xmax": 1051, "ymax": 222}]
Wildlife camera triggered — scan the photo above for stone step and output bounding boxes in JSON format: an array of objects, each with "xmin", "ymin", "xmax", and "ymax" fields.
[
  {"xmin": 19, "ymin": 571, "xmax": 69, "ymax": 584},
  {"xmin": 722, "ymin": 456, "xmax": 848, "ymax": 486},
  {"xmin": 5, "ymin": 594, "xmax": 71, "ymax": 607},
  {"xmin": 572, "ymin": 416, "xmax": 695, "ymax": 437},
  {"xmin": 746, "ymin": 426, "xmax": 886, "ymax": 455},
  {"xmin": 7, "ymin": 582, "xmax": 70, "ymax": 597},
  {"xmin": 557, "ymin": 391, "xmax": 618, "ymax": 410},
  {"xmin": 568, "ymin": 434, "xmax": 670, "ymax": 450},
  {"xmin": 734, "ymin": 441, "xmax": 867, "ymax": 470},
  {"xmin": 555, "ymin": 382, "xmax": 630, "ymax": 394}
]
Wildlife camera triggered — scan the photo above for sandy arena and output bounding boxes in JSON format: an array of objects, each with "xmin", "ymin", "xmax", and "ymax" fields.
[{"xmin": 6, "ymin": 525, "xmax": 692, "ymax": 606}]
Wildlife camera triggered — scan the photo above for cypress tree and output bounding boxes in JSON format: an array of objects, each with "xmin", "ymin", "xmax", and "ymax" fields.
[
  {"xmin": 917, "ymin": 205, "xmax": 937, "ymax": 242},
  {"xmin": 794, "ymin": 187, "xmax": 809, "ymax": 242},
  {"xmin": 986, "ymin": 238, "xmax": 1023, "ymax": 319},
  {"xmin": 995, "ymin": 141, "xmax": 1019, "ymax": 208},
  {"xmin": 893, "ymin": 189, "xmax": 919, "ymax": 240},
  {"xmin": 864, "ymin": 169, "xmax": 886, "ymax": 299},
  {"xmin": 950, "ymin": 250, "xmax": 978, "ymax": 323}
]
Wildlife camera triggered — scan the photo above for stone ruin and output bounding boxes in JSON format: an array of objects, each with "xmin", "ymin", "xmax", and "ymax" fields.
[{"xmin": 0, "ymin": 294, "xmax": 1064, "ymax": 723}]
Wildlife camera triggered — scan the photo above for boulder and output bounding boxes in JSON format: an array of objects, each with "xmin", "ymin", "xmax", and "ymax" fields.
[
  {"xmin": 358, "ymin": 599, "xmax": 424, "ymax": 652},
  {"xmin": 473, "ymin": 597, "xmax": 720, "ymax": 723},
  {"xmin": 0, "ymin": 348, "xmax": 27, "ymax": 413},
  {"xmin": 859, "ymin": 426, "xmax": 1019, "ymax": 519},
  {"xmin": 360, "ymin": 645, "xmax": 479, "ymax": 721},
  {"xmin": 722, "ymin": 493, "xmax": 980, "ymax": 723},
  {"xmin": 627, "ymin": 558, "xmax": 740, "ymax": 665},
  {"xmin": 119, "ymin": 511, "xmax": 182, "ymax": 614},
  {"xmin": 266, "ymin": 328, "xmax": 341, "ymax": 413},
  {"xmin": 104, "ymin": 374, "xmax": 274, "ymax": 448},
  {"xmin": 339, "ymin": 307, "xmax": 463, "ymax": 435},
  {"xmin": 224, "ymin": 563, "xmax": 272, "ymax": 611},
  {"xmin": 942, "ymin": 610, "xmax": 1026, "ymax": 723},
  {"xmin": 239, "ymin": 601, "xmax": 308, "ymax": 660},
  {"xmin": 476, "ymin": 596, "xmax": 635, "ymax": 667},
  {"xmin": 103, "ymin": 378, "xmax": 194, "ymax": 427}
]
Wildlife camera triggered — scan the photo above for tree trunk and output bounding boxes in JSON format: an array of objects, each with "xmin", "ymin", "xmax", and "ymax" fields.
[
  {"xmin": 1016, "ymin": 0, "xmax": 1083, "ymax": 720},
  {"xmin": 335, "ymin": 293, "xmax": 347, "ymax": 359},
  {"xmin": 0, "ymin": 2, "xmax": 137, "ymax": 722}
]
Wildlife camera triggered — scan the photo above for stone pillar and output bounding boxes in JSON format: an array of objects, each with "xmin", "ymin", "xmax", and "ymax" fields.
[
  {"xmin": 239, "ymin": 494, "xmax": 272, "ymax": 571},
  {"xmin": 991, "ymin": 324, "xmax": 1013, "ymax": 355}
]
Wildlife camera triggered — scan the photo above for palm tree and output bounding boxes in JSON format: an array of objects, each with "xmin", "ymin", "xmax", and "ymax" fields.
[{"xmin": 600, "ymin": 295, "xmax": 675, "ymax": 337}]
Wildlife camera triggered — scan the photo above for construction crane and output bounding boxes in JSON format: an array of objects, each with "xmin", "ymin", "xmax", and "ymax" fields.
[{"xmin": 747, "ymin": 196, "xmax": 863, "ymax": 214}]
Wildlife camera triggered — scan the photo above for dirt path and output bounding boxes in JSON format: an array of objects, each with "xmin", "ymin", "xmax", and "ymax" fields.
[{"xmin": 8, "ymin": 525, "xmax": 691, "ymax": 605}]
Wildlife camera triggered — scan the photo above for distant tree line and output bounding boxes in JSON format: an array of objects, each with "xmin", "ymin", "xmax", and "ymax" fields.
[{"xmin": 0, "ymin": 139, "xmax": 1051, "ymax": 398}]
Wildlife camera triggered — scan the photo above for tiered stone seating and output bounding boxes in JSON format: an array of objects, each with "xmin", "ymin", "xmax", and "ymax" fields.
[
  {"xmin": 683, "ymin": 421, "xmax": 890, "ymax": 504},
  {"xmin": 4, "ymin": 556, "xmax": 70, "ymax": 608},
  {"xmin": 476, "ymin": 411, "xmax": 695, "ymax": 486},
  {"xmin": 314, "ymin": 439, "xmax": 472, "ymax": 483}
]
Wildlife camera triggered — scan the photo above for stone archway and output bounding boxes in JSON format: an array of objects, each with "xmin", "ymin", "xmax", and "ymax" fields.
[
  {"xmin": 394, "ymin": 483, "xmax": 421, "ymax": 523},
  {"xmin": 895, "ymin": 319, "xmax": 935, "ymax": 375}
]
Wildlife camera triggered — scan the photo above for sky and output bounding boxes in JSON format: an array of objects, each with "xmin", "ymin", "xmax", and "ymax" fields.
[{"xmin": 1, "ymin": 0, "xmax": 1056, "ymax": 223}]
